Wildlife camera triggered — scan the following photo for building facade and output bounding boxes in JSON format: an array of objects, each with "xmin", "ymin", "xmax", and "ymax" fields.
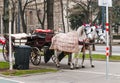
[
  {"xmin": 1, "ymin": 0, "xmax": 119, "ymax": 34},
  {"xmin": 0, "ymin": 0, "xmax": 80, "ymax": 34}
]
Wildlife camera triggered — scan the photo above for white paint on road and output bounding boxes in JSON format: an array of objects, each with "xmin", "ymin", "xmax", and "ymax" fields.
[
  {"xmin": 64, "ymin": 70, "xmax": 120, "ymax": 78},
  {"xmin": 0, "ymin": 77, "xmax": 24, "ymax": 83}
]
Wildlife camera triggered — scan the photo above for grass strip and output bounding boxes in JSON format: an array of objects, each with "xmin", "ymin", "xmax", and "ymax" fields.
[
  {"xmin": 80, "ymin": 54, "xmax": 120, "ymax": 61},
  {"xmin": 1, "ymin": 68, "xmax": 58, "ymax": 76},
  {"xmin": 0, "ymin": 49, "xmax": 2, "ymax": 53},
  {"xmin": 0, "ymin": 62, "xmax": 58, "ymax": 76},
  {"xmin": 0, "ymin": 62, "xmax": 9, "ymax": 69}
]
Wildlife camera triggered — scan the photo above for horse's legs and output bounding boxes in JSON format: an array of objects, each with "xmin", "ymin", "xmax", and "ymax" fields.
[
  {"xmin": 89, "ymin": 45, "xmax": 94, "ymax": 68},
  {"xmin": 68, "ymin": 54, "xmax": 71, "ymax": 65},
  {"xmin": 74, "ymin": 51, "xmax": 80, "ymax": 69},
  {"xmin": 81, "ymin": 46, "xmax": 86, "ymax": 68},
  {"xmin": 69, "ymin": 53, "xmax": 75, "ymax": 69},
  {"xmin": 81, "ymin": 51, "xmax": 85, "ymax": 68},
  {"xmin": 54, "ymin": 50, "xmax": 60, "ymax": 68}
]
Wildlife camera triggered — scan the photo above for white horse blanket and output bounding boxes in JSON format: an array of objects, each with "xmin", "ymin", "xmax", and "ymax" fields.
[{"xmin": 50, "ymin": 31, "xmax": 79, "ymax": 53}]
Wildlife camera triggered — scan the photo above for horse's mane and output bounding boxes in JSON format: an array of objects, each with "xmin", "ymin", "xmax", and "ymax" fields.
[
  {"xmin": 77, "ymin": 25, "xmax": 84, "ymax": 36},
  {"xmin": 77, "ymin": 25, "xmax": 86, "ymax": 41}
]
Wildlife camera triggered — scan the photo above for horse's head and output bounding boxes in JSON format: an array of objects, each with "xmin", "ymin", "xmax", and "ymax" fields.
[
  {"xmin": 83, "ymin": 24, "xmax": 94, "ymax": 41},
  {"xmin": 95, "ymin": 25, "xmax": 106, "ymax": 43}
]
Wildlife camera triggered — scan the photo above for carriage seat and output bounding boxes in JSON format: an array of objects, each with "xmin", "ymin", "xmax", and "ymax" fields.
[{"xmin": 11, "ymin": 33, "xmax": 28, "ymax": 39}]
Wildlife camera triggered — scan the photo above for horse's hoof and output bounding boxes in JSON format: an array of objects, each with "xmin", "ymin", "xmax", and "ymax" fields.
[
  {"xmin": 82, "ymin": 66, "xmax": 85, "ymax": 68},
  {"xmin": 57, "ymin": 66, "xmax": 60, "ymax": 68},
  {"xmin": 56, "ymin": 65, "xmax": 60, "ymax": 68},
  {"xmin": 91, "ymin": 65, "xmax": 95, "ymax": 68}
]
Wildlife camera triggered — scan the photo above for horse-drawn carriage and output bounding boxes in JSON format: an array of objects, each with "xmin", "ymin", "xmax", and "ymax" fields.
[
  {"xmin": 1, "ymin": 24, "xmax": 106, "ymax": 69},
  {"xmin": 2, "ymin": 29, "xmax": 54, "ymax": 65}
]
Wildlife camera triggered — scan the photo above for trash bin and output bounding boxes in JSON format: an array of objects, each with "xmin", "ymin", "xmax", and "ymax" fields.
[{"xmin": 13, "ymin": 45, "xmax": 31, "ymax": 70}]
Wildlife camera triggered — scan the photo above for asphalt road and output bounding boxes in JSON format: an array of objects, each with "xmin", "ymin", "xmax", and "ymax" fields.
[
  {"xmin": 4, "ymin": 59, "xmax": 120, "ymax": 83},
  {"xmin": 0, "ymin": 45, "xmax": 120, "ymax": 83},
  {"xmin": 92, "ymin": 45, "xmax": 120, "ymax": 55}
]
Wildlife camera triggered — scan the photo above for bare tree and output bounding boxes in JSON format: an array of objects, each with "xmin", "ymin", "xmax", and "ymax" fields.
[
  {"xmin": 34, "ymin": 0, "xmax": 47, "ymax": 29},
  {"xmin": 71, "ymin": 0, "xmax": 99, "ymax": 24},
  {"xmin": 60, "ymin": 0, "xmax": 65, "ymax": 32},
  {"xmin": 47, "ymin": 0, "xmax": 54, "ymax": 30},
  {"xmin": 11, "ymin": 0, "xmax": 18, "ymax": 33},
  {"xmin": 18, "ymin": 0, "xmax": 34, "ymax": 33},
  {"xmin": 3, "ymin": 0, "xmax": 9, "ymax": 33}
]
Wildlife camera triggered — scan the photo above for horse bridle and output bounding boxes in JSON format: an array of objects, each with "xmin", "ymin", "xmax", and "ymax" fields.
[
  {"xmin": 84, "ymin": 26, "xmax": 93, "ymax": 36},
  {"xmin": 96, "ymin": 29, "xmax": 104, "ymax": 38}
]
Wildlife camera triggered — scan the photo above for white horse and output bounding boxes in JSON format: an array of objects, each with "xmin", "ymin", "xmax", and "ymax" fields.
[
  {"xmin": 50, "ymin": 31, "xmax": 79, "ymax": 69},
  {"xmin": 69, "ymin": 24, "xmax": 106, "ymax": 68},
  {"xmin": 78, "ymin": 24, "xmax": 106, "ymax": 68},
  {"xmin": 50, "ymin": 24, "xmax": 94, "ymax": 69},
  {"xmin": 83, "ymin": 24, "xmax": 106, "ymax": 43},
  {"xmin": 89, "ymin": 24, "xmax": 106, "ymax": 44},
  {"xmin": 72, "ymin": 24, "xmax": 95, "ymax": 68}
]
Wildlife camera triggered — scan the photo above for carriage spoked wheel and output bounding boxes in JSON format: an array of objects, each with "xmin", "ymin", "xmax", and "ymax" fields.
[
  {"xmin": 2, "ymin": 42, "xmax": 9, "ymax": 62},
  {"xmin": 2, "ymin": 39, "xmax": 14, "ymax": 62},
  {"xmin": 30, "ymin": 47, "xmax": 41, "ymax": 65}
]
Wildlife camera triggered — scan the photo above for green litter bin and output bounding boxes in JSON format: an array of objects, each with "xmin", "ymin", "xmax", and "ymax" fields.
[{"xmin": 13, "ymin": 45, "xmax": 31, "ymax": 70}]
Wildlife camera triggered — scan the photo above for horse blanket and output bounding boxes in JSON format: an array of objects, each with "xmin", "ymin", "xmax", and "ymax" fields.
[{"xmin": 50, "ymin": 31, "xmax": 79, "ymax": 53}]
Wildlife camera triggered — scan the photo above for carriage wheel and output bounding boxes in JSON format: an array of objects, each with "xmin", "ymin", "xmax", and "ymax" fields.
[
  {"xmin": 30, "ymin": 47, "xmax": 41, "ymax": 65},
  {"xmin": 2, "ymin": 43, "xmax": 9, "ymax": 62},
  {"xmin": 2, "ymin": 39, "xmax": 14, "ymax": 62}
]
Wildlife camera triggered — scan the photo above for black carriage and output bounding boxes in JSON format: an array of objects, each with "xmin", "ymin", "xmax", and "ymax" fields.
[
  {"xmin": 2, "ymin": 29, "xmax": 54, "ymax": 65},
  {"xmin": 25, "ymin": 29, "xmax": 54, "ymax": 65}
]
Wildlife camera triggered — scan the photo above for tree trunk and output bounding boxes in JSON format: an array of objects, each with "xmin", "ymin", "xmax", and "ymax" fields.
[
  {"xmin": 21, "ymin": 12, "xmax": 27, "ymax": 33},
  {"xmin": 3, "ymin": 0, "xmax": 9, "ymax": 33},
  {"xmin": 11, "ymin": 2, "xmax": 16, "ymax": 34},
  {"xmin": 60, "ymin": 0, "xmax": 65, "ymax": 32},
  {"xmin": 18, "ymin": 0, "xmax": 27, "ymax": 33},
  {"xmin": 47, "ymin": 0, "xmax": 54, "ymax": 30},
  {"xmin": 109, "ymin": 24, "xmax": 112, "ymax": 56},
  {"xmin": 109, "ymin": 8, "xmax": 113, "ymax": 56},
  {"xmin": 35, "ymin": 0, "xmax": 46, "ymax": 29},
  {"xmin": 66, "ymin": 0, "xmax": 69, "ymax": 32}
]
